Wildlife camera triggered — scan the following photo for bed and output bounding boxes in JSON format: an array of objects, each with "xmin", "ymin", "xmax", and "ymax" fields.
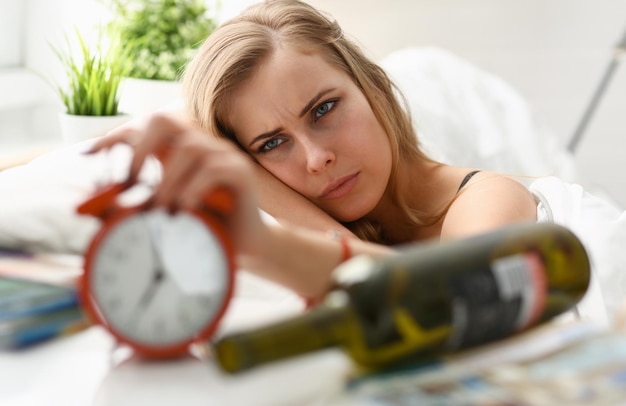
[{"xmin": 0, "ymin": 46, "xmax": 624, "ymax": 328}]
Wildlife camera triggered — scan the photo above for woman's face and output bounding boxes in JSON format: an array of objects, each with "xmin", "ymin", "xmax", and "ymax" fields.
[{"xmin": 228, "ymin": 46, "xmax": 392, "ymax": 222}]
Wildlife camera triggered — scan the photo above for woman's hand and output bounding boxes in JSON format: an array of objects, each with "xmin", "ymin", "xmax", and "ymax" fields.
[
  {"xmin": 86, "ymin": 113, "xmax": 394, "ymax": 299},
  {"xmin": 87, "ymin": 113, "xmax": 267, "ymax": 256}
]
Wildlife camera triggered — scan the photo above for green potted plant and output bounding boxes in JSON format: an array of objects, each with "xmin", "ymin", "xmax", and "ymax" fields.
[
  {"xmin": 52, "ymin": 26, "xmax": 131, "ymax": 144},
  {"xmin": 106, "ymin": 0, "xmax": 218, "ymax": 115}
]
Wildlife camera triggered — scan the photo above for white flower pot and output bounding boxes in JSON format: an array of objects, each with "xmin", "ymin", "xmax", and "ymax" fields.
[
  {"xmin": 58, "ymin": 113, "xmax": 132, "ymax": 145},
  {"xmin": 119, "ymin": 78, "xmax": 182, "ymax": 116}
]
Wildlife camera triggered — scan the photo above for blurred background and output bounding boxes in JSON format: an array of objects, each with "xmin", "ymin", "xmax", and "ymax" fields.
[{"xmin": 0, "ymin": 0, "xmax": 625, "ymax": 205}]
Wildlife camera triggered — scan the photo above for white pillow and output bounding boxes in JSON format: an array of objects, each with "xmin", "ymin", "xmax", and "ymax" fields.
[
  {"xmin": 0, "ymin": 139, "xmax": 160, "ymax": 253},
  {"xmin": 380, "ymin": 47, "xmax": 577, "ymax": 182}
]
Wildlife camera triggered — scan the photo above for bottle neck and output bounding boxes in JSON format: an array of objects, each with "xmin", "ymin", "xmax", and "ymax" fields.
[{"xmin": 215, "ymin": 299, "xmax": 358, "ymax": 373}]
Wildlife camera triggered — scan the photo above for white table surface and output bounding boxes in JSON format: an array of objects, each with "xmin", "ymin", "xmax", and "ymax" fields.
[
  {"xmin": 0, "ymin": 259, "xmax": 614, "ymax": 406},
  {"xmin": 0, "ymin": 280, "xmax": 353, "ymax": 406}
]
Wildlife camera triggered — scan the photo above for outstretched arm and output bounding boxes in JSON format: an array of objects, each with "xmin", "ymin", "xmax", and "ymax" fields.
[
  {"xmin": 88, "ymin": 114, "xmax": 391, "ymax": 300},
  {"xmin": 253, "ymin": 163, "xmax": 354, "ymax": 237}
]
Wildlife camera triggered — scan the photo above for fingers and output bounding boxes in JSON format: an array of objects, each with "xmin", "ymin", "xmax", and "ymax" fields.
[
  {"xmin": 176, "ymin": 154, "xmax": 236, "ymax": 211},
  {"xmin": 152, "ymin": 138, "xmax": 203, "ymax": 211},
  {"xmin": 127, "ymin": 114, "xmax": 185, "ymax": 181},
  {"xmin": 83, "ymin": 112, "xmax": 251, "ymax": 222},
  {"xmin": 87, "ymin": 113, "xmax": 188, "ymax": 183},
  {"xmin": 167, "ymin": 147, "xmax": 262, "ymax": 251},
  {"xmin": 154, "ymin": 134, "xmax": 248, "ymax": 213},
  {"xmin": 83, "ymin": 126, "xmax": 141, "ymax": 154}
]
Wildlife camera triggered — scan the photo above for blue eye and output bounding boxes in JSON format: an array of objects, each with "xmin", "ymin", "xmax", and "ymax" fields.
[
  {"xmin": 259, "ymin": 137, "xmax": 284, "ymax": 153},
  {"xmin": 314, "ymin": 100, "xmax": 336, "ymax": 120}
]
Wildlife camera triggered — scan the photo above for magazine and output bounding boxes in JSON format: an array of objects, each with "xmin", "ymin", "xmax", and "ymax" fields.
[
  {"xmin": 331, "ymin": 320, "xmax": 626, "ymax": 405},
  {"xmin": 0, "ymin": 248, "xmax": 89, "ymax": 349}
]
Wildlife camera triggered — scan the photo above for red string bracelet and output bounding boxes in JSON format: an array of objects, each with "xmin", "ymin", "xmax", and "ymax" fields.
[
  {"xmin": 336, "ymin": 233, "xmax": 352, "ymax": 264},
  {"xmin": 303, "ymin": 231, "xmax": 352, "ymax": 310}
]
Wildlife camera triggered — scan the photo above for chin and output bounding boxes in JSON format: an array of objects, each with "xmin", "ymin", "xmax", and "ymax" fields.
[{"xmin": 326, "ymin": 204, "xmax": 374, "ymax": 224}]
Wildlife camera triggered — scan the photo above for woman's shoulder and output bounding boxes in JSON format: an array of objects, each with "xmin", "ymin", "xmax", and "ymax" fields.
[
  {"xmin": 440, "ymin": 171, "xmax": 537, "ymax": 239},
  {"xmin": 455, "ymin": 170, "xmax": 529, "ymax": 196}
]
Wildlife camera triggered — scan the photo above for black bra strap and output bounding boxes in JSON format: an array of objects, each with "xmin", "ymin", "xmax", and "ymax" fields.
[{"xmin": 457, "ymin": 170, "xmax": 481, "ymax": 192}]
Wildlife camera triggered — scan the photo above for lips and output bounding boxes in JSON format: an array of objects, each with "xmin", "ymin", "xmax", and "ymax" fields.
[{"xmin": 320, "ymin": 172, "xmax": 359, "ymax": 200}]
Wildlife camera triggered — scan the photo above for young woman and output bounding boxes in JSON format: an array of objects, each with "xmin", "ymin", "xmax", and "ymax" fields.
[{"xmin": 89, "ymin": 0, "xmax": 537, "ymax": 302}]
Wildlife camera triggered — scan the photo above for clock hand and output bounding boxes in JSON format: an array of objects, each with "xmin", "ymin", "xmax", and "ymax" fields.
[
  {"xmin": 128, "ymin": 215, "xmax": 168, "ymax": 325},
  {"xmin": 135, "ymin": 264, "xmax": 165, "ymax": 310}
]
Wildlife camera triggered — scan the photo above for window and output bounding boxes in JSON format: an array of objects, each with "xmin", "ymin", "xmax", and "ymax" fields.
[
  {"xmin": 0, "ymin": 0, "xmax": 62, "ymax": 158},
  {"xmin": 0, "ymin": 0, "xmax": 23, "ymax": 69}
]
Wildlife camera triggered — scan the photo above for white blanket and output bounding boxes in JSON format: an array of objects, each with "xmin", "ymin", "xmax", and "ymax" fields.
[
  {"xmin": 380, "ymin": 47, "xmax": 577, "ymax": 181},
  {"xmin": 531, "ymin": 176, "xmax": 626, "ymax": 324}
]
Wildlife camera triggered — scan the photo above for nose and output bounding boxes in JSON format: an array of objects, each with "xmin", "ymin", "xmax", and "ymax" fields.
[{"xmin": 302, "ymin": 138, "xmax": 335, "ymax": 173}]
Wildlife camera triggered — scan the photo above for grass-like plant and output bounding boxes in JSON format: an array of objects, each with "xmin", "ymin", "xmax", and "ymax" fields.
[
  {"xmin": 52, "ymin": 27, "xmax": 129, "ymax": 116},
  {"xmin": 105, "ymin": 0, "xmax": 217, "ymax": 81}
]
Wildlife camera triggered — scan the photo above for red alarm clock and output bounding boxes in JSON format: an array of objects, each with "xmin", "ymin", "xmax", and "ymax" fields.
[{"xmin": 77, "ymin": 181, "xmax": 236, "ymax": 358}]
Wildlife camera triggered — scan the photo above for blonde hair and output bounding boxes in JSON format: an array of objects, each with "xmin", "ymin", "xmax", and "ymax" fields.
[{"xmin": 182, "ymin": 0, "xmax": 437, "ymax": 243}]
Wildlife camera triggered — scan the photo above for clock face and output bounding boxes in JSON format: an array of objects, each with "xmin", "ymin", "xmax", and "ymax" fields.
[{"xmin": 89, "ymin": 209, "xmax": 230, "ymax": 347}]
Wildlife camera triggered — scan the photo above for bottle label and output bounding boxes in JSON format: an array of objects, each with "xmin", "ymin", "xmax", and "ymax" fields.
[{"xmin": 445, "ymin": 252, "xmax": 547, "ymax": 350}]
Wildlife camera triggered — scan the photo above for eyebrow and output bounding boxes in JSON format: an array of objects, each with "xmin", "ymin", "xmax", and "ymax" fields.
[
  {"xmin": 247, "ymin": 88, "xmax": 336, "ymax": 148},
  {"xmin": 299, "ymin": 88, "xmax": 335, "ymax": 117}
]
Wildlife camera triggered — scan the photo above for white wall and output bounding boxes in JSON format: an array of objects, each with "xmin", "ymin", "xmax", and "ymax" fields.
[
  {"xmin": 306, "ymin": 1, "xmax": 625, "ymax": 135},
  {"xmin": 0, "ymin": 0, "xmax": 112, "ymax": 155},
  {"xmin": 23, "ymin": 0, "xmax": 113, "ymax": 102},
  {"xmin": 0, "ymin": 0, "xmax": 24, "ymax": 67},
  {"xmin": 0, "ymin": 0, "xmax": 111, "ymax": 109}
]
